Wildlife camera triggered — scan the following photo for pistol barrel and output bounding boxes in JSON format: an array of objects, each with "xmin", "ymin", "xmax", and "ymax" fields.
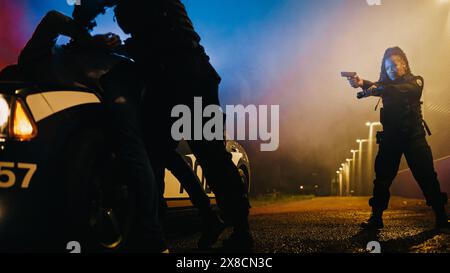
[{"xmin": 341, "ymin": 72, "xmax": 357, "ymax": 78}]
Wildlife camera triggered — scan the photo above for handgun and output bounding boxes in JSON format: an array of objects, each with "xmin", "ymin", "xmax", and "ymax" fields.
[{"xmin": 341, "ymin": 72, "xmax": 357, "ymax": 78}]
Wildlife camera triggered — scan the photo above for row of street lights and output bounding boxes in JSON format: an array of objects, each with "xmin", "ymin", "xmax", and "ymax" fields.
[{"xmin": 333, "ymin": 122, "xmax": 382, "ymax": 196}]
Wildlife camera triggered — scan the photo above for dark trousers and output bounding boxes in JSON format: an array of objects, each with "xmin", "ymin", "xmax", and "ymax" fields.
[
  {"xmin": 147, "ymin": 148, "xmax": 214, "ymax": 227},
  {"xmin": 100, "ymin": 62, "xmax": 165, "ymax": 247},
  {"xmin": 166, "ymin": 150, "xmax": 213, "ymax": 217},
  {"xmin": 140, "ymin": 49, "xmax": 250, "ymax": 230},
  {"xmin": 370, "ymin": 130, "xmax": 446, "ymax": 211}
]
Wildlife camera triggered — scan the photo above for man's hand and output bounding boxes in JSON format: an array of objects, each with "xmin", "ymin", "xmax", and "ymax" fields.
[
  {"xmin": 347, "ymin": 74, "xmax": 364, "ymax": 89},
  {"xmin": 92, "ymin": 33, "xmax": 122, "ymax": 50}
]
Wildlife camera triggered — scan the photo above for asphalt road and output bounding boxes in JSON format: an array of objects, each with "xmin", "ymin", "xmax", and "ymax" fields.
[{"xmin": 166, "ymin": 197, "xmax": 450, "ymax": 253}]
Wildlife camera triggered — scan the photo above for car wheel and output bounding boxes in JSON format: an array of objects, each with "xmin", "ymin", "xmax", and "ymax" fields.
[{"xmin": 63, "ymin": 130, "xmax": 135, "ymax": 253}]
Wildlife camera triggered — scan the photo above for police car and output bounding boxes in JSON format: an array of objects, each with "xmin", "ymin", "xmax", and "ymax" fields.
[{"xmin": 0, "ymin": 82, "xmax": 251, "ymax": 252}]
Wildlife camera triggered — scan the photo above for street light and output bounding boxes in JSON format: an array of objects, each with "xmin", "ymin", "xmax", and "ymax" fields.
[
  {"xmin": 338, "ymin": 169, "xmax": 343, "ymax": 196},
  {"xmin": 356, "ymin": 139, "xmax": 369, "ymax": 195},
  {"xmin": 334, "ymin": 170, "xmax": 341, "ymax": 196},
  {"xmin": 345, "ymin": 159, "xmax": 352, "ymax": 196},
  {"xmin": 339, "ymin": 162, "xmax": 349, "ymax": 196},
  {"xmin": 346, "ymin": 158, "xmax": 355, "ymax": 194},
  {"xmin": 350, "ymin": 150, "xmax": 359, "ymax": 195},
  {"xmin": 338, "ymin": 165, "xmax": 346, "ymax": 196}
]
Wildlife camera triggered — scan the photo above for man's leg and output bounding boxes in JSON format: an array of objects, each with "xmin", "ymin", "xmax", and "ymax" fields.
[
  {"xmin": 187, "ymin": 138, "xmax": 252, "ymax": 249},
  {"xmin": 147, "ymin": 51, "xmax": 252, "ymax": 250},
  {"xmin": 184, "ymin": 76, "xmax": 252, "ymax": 248},
  {"xmin": 100, "ymin": 63, "xmax": 167, "ymax": 252},
  {"xmin": 362, "ymin": 135, "xmax": 403, "ymax": 229},
  {"xmin": 404, "ymin": 137, "xmax": 449, "ymax": 228},
  {"xmin": 166, "ymin": 150, "xmax": 212, "ymax": 216},
  {"xmin": 147, "ymin": 151, "xmax": 169, "ymax": 229},
  {"xmin": 166, "ymin": 150, "xmax": 226, "ymax": 248}
]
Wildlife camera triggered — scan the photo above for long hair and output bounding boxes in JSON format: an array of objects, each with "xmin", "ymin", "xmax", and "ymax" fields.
[{"xmin": 378, "ymin": 46, "xmax": 411, "ymax": 83}]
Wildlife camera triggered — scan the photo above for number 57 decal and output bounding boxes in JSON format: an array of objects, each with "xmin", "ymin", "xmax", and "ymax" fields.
[{"xmin": 0, "ymin": 162, "xmax": 37, "ymax": 189}]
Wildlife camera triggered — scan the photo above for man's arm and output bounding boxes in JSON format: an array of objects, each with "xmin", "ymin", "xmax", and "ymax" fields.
[{"xmin": 19, "ymin": 10, "xmax": 93, "ymax": 65}]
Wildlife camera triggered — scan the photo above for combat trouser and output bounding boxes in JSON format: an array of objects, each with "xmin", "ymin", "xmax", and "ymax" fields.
[{"xmin": 370, "ymin": 130, "xmax": 447, "ymax": 212}]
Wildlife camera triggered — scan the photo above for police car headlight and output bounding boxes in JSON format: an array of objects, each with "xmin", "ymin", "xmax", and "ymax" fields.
[
  {"xmin": 0, "ymin": 94, "xmax": 10, "ymax": 139},
  {"xmin": 11, "ymin": 98, "xmax": 37, "ymax": 141},
  {"xmin": 0, "ymin": 94, "xmax": 38, "ymax": 141}
]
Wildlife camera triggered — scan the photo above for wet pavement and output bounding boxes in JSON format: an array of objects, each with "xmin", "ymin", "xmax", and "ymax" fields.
[{"xmin": 166, "ymin": 197, "xmax": 449, "ymax": 253}]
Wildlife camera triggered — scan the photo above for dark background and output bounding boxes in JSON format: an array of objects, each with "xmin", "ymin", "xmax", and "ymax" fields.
[{"xmin": 1, "ymin": 0, "xmax": 449, "ymax": 196}]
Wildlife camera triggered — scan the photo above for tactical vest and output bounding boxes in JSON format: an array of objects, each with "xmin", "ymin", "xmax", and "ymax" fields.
[{"xmin": 379, "ymin": 74, "xmax": 430, "ymax": 135}]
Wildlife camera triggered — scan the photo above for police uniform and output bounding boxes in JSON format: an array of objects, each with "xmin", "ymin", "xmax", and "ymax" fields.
[{"xmin": 361, "ymin": 73, "xmax": 448, "ymax": 228}]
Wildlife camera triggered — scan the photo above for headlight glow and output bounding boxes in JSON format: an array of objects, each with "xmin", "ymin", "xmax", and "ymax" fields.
[
  {"xmin": 0, "ymin": 95, "xmax": 10, "ymax": 138},
  {"xmin": 12, "ymin": 99, "xmax": 37, "ymax": 141}
]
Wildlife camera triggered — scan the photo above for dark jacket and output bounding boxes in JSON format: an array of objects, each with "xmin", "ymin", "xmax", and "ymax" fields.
[
  {"xmin": 74, "ymin": 0, "xmax": 200, "ymax": 51},
  {"xmin": 363, "ymin": 74, "xmax": 426, "ymax": 134}
]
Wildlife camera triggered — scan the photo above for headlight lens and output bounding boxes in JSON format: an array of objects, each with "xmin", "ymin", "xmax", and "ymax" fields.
[
  {"xmin": 12, "ymin": 98, "xmax": 37, "ymax": 141},
  {"xmin": 0, "ymin": 94, "xmax": 37, "ymax": 141},
  {"xmin": 0, "ymin": 95, "xmax": 10, "ymax": 139}
]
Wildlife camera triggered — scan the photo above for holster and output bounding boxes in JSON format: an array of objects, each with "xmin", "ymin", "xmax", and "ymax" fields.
[{"xmin": 376, "ymin": 131, "xmax": 384, "ymax": 145}]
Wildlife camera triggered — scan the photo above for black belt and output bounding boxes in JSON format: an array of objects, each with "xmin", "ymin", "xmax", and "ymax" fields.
[{"xmin": 422, "ymin": 119, "xmax": 432, "ymax": 136}]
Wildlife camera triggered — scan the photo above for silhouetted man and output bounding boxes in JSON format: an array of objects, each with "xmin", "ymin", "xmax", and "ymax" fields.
[
  {"xmin": 8, "ymin": 9, "xmax": 169, "ymax": 252},
  {"xmin": 74, "ymin": 0, "xmax": 254, "ymax": 251}
]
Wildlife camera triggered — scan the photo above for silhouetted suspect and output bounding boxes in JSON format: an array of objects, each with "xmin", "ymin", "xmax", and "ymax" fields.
[{"xmin": 73, "ymin": 0, "xmax": 254, "ymax": 251}]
